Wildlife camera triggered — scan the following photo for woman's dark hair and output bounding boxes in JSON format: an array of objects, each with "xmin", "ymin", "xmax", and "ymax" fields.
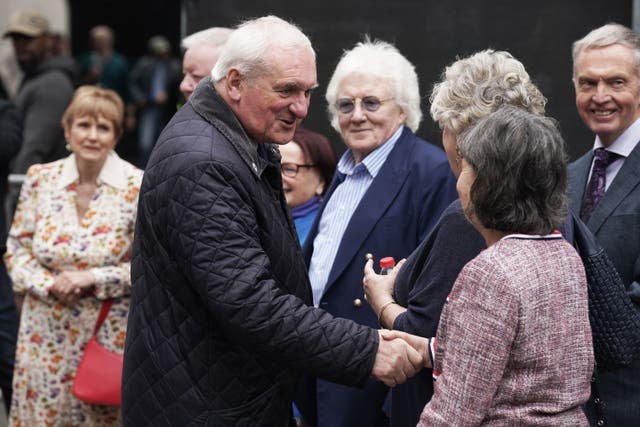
[
  {"xmin": 457, "ymin": 105, "xmax": 568, "ymax": 234},
  {"xmin": 292, "ymin": 127, "xmax": 338, "ymax": 195}
]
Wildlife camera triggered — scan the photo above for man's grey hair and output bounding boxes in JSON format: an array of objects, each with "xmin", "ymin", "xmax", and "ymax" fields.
[
  {"xmin": 181, "ymin": 27, "xmax": 233, "ymax": 50},
  {"xmin": 572, "ymin": 23, "xmax": 640, "ymax": 77},
  {"xmin": 325, "ymin": 38, "xmax": 422, "ymax": 132},
  {"xmin": 458, "ymin": 105, "xmax": 567, "ymax": 235},
  {"xmin": 211, "ymin": 16, "xmax": 315, "ymax": 82},
  {"xmin": 430, "ymin": 49, "xmax": 546, "ymax": 135}
]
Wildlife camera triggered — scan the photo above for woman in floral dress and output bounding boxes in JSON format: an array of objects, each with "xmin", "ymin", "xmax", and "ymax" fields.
[{"xmin": 5, "ymin": 86, "xmax": 142, "ymax": 426}]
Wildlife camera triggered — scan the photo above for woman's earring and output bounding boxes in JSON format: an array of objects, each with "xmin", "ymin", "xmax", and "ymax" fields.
[
  {"xmin": 65, "ymin": 143, "xmax": 71, "ymax": 152},
  {"xmin": 455, "ymin": 145, "xmax": 462, "ymax": 163}
]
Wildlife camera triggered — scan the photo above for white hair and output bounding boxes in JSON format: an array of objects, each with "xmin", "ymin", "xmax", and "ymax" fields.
[
  {"xmin": 181, "ymin": 27, "xmax": 233, "ymax": 50},
  {"xmin": 211, "ymin": 15, "xmax": 315, "ymax": 82},
  {"xmin": 572, "ymin": 23, "xmax": 640, "ymax": 77},
  {"xmin": 325, "ymin": 38, "xmax": 422, "ymax": 132}
]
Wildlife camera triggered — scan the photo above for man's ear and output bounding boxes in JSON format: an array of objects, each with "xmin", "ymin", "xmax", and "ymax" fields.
[{"xmin": 226, "ymin": 68, "xmax": 243, "ymax": 102}]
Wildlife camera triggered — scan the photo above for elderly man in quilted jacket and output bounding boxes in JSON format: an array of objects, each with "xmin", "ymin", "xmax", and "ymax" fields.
[{"xmin": 122, "ymin": 16, "xmax": 426, "ymax": 426}]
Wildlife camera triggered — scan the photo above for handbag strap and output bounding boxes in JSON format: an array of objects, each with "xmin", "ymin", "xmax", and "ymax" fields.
[{"xmin": 92, "ymin": 299, "xmax": 114, "ymax": 336}]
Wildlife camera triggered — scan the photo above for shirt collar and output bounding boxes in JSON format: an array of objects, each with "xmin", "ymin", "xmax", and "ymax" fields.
[
  {"xmin": 593, "ymin": 118, "xmax": 640, "ymax": 158},
  {"xmin": 337, "ymin": 125, "xmax": 403, "ymax": 177},
  {"xmin": 57, "ymin": 152, "xmax": 129, "ymax": 190}
]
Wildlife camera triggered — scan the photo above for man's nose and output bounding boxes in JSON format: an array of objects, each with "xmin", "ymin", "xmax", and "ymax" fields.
[
  {"xmin": 350, "ymin": 100, "xmax": 367, "ymax": 122},
  {"xmin": 289, "ymin": 93, "xmax": 310, "ymax": 118},
  {"xmin": 592, "ymin": 81, "xmax": 612, "ymax": 102},
  {"xmin": 180, "ymin": 76, "xmax": 195, "ymax": 95}
]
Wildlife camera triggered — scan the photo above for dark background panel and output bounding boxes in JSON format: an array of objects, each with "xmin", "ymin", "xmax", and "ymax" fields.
[
  {"xmin": 69, "ymin": 0, "xmax": 182, "ymax": 63},
  {"xmin": 183, "ymin": 0, "xmax": 632, "ymax": 160}
]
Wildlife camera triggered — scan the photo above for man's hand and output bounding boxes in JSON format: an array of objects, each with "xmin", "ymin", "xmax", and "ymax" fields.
[
  {"xmin": 371, "ymin": 330, "xmax": 424, "ymax": 387},
  {"xmin": 380, "ymin": 329, "xmax": 432, "ymax": 369}
]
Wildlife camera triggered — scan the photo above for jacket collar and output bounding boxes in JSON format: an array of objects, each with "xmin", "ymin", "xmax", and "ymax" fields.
[
  {"xmin": 304, "ymin": 127, "xmax": 417, "ymax": 292},
  {"xmin": 57, "ymin": 151, "xmax": 128, "ymax": 189},
  {"xmin": 190, "ymin": 77, "xmax": 281, "ymax": 177}
]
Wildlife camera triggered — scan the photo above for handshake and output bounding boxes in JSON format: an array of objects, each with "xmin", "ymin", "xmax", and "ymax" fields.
[{"xmin": 371, "ymin": 329, "xmax": 432, "ymax": 387}]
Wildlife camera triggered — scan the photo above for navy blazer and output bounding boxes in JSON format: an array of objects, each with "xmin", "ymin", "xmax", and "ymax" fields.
[
  {"xmin": 569, "ymin": 141, "xmax": 640, "ymax": 426},
  {"xmin": 297, "ymin": 126, "xmax": 457, "ymax": 427}
]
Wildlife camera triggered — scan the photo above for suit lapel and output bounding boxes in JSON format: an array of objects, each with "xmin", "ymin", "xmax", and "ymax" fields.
[
  {"xmin": 588, "ymin": 141, "xmax": 640, "ymax": 233},
  {"xmin": 321, "ymin": 129, "xmax": 415, "ymax": 297}
]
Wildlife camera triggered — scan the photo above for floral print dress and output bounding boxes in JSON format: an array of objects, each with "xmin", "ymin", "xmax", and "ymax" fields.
[{"xmin": 4, "ymin": 153, "xmax": 142, "ymax": 427}]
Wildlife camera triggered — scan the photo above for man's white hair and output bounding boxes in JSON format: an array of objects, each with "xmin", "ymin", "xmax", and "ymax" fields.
[
  {"xmin": 181, "ymin": 27, "xmax": 233, "ymax": 51},
  {"xmin": 211, "ymin": 15, "xmax": 315, "ymax": 82}
]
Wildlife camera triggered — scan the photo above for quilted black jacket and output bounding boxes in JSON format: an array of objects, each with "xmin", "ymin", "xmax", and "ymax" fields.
[{"xmin": 122, "ymin": 79, "xmax": 378, "ymax": 426}]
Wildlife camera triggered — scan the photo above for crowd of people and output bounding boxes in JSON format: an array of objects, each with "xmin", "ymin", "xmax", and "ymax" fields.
[{"xmin": 0, "ymin": 7, "xmax": 639, "ymax": 427}]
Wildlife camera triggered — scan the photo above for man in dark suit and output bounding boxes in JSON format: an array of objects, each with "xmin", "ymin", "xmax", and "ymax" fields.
[
  {"xmin": 299, "ymin": 40, "xmax": 457, "ymax": 427},
  {"xmin": 569, "ymin": 23, "xmax": 640, "ymax": 426}
]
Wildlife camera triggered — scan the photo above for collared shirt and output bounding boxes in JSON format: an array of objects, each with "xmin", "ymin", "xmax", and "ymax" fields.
[
  {"xmin": 58, "ymin": 151, "xmax": 130, "ymax": 190},
  {"xmin": 308, "ymin": 126, "xmax": 403, "ymax": 306},
  {"xmin": 5, "ymin": 151, "xmax": 142, "ymax": 425},
  {"xmin": 589, "ymin": 118, "xmax": 640, "ymax": 190}
]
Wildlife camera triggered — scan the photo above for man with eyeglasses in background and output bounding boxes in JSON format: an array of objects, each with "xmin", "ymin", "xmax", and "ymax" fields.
[{"xmin": 297, "ymin": 39, "xmax": 457, "ymax": 427}]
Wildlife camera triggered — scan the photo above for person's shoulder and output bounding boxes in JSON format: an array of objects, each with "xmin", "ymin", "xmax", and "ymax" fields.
[
  {"xmin": 429, "ymin": 200, "xmax": 485, "ymax": 251},
  {"xmin": 111, "ymin": 52, "xmax": 129, "ymax": 64},
  {"xmin": 148, "ymin": 109, "xmax": 241, "ymax": 176},
  {"xmin": 20, "ymin": 65, "xmax": 73, "ymax": 98},
  {"xmin": 25, "ymin": 157, "xmax": 65, "ymax": 182},
  {"xmin": 405, "ymin": 130, "xmax": 446, "ymax": 155},
  {"xmin": 118, "ymin": 157, "xmax": 144, "ymax": 182},
  {"xmin": 400, "ymin": 131, "xmax": 450, "ymax": 173}
]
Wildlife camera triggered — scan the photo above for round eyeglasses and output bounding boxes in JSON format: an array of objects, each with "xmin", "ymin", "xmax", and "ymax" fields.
[
  {"xmin": 281, "ymin": 162, "xmax": 315, "ymax": 177},
  {"xmin": 335, "ymin": 96, "xmax": 395, "ymax": 114}
]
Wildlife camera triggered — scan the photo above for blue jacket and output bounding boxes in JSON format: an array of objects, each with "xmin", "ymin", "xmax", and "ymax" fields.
[{"xmin": 297, "ymin": 127, "xmax": 457, "ymax": 427}]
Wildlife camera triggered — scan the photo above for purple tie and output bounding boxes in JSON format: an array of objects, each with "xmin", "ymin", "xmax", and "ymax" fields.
[{"xmin": 580, "ymin": 148, "xmax": 619, "ymax": 221}]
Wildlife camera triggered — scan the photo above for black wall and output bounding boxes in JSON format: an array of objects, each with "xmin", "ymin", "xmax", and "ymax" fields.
[
  {"xmin": 183, "ymin": 0, "xmax": 632, "ymax": 160},
  {"xmin": 69, "ymin": 0, "xmax": 182, "ymax": 64}
]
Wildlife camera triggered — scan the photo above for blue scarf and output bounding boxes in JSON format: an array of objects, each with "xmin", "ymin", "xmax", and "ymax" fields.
[{"xmin": 290, "ymin": 196, "xmax": 320, "ymax": 219}]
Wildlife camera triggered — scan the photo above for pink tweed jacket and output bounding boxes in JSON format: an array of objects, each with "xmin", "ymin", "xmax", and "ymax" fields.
[{"xmin": 419, "ymin": 234, "xmax": 594, "ymax": 426}]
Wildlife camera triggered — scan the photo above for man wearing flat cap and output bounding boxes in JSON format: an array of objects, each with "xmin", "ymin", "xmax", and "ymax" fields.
[{"xmin": 4, "ymin": 9, "xmax": 74, "ymax": 200}]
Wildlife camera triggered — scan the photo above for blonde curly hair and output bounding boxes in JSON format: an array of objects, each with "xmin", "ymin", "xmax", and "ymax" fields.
[{"xmin": 430, "ymin": 49, "xmax": 546, "ymax": 134}]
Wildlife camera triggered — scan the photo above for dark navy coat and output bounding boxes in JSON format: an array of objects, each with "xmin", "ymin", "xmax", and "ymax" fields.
[
  {"xmin": 122, "ymin": 79, "xmax": 379, "ymax": 426},
  {"xmin": 298, "ymin": 127, "xmax": 457, "ymax": 427}
]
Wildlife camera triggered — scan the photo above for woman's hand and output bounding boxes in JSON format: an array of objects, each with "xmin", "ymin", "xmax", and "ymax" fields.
[
  {"xmin": 363, "ymin": 258, "xmax": 406, "ymax": 325},
  {"xmin": 49, "ymin": 271, "xmax": 95, "ymax": 305}
]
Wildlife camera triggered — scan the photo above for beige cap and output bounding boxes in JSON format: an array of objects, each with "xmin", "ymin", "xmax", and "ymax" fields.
[{"xmin": 4, "ymin": 9, "xmax": 50, "ymax": 38}]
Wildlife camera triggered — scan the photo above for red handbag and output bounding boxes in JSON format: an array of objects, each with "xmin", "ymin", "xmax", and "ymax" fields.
[{"xmin": 72, "ymin": 299, "xmax": 123, "ymax": 406}]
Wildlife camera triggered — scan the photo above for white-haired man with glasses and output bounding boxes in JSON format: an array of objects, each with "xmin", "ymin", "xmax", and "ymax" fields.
[{"xmin": 297, "ymin": 39, "xmax": 457, "ymax": 427}]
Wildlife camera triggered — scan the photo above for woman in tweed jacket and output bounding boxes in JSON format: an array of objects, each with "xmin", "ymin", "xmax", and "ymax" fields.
[{"xmin": 418, "ymin": 106, "xmax": 593, "ymax": 426}]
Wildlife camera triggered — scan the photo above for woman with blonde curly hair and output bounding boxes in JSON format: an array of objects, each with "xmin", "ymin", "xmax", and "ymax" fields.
[
  {"xmin": 363, "ymin": 49, "xmax": 547, "ymax": 426},
  {"xmin": 5, "ymin": 86, "xmax": 142, "ymax": 426}
]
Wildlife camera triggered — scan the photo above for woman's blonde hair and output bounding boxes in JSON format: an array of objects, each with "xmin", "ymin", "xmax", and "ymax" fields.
[
  {"xmin": 61, "ymin": 86, "xmax": 125, "ymax": 138},
  {"xmin": 430, "ymin": 49, "xmax": 546, "ymax": 134}
]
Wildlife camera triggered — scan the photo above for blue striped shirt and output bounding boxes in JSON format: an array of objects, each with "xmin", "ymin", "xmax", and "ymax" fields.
[{"xmin": 308, "ymin": 126, "xmax": 403, "ymax": 306}]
